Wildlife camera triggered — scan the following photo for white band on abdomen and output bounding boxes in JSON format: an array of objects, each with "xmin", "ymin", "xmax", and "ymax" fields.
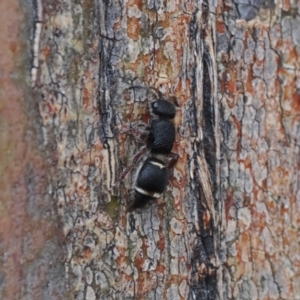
[{"xmin": 135, "ymin": 187, "xmax": 161, "ymax": 199}]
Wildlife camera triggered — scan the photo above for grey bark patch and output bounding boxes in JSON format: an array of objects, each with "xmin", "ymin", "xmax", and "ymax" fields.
[
  {"xmin": 237, "ymin": 0, "xmax": 275, "ymax": 21},
  {"xmin": 233, "ymin": 39, "xmax": 245, "ymax": 61},
  {"xmin": 237, "ymin": 4, "xmax": 258, "ymax": 21},
  {"xmin": 264, "ymin": 49, "xmax": 277, "ymax": 80},
  {"xmin": 251, "ymin": 0, "xmax": 264, "ymax": 8},
  {"xmin": 291, "ymin": 16, "xmax": 300, "ymax": 46},
  {"xmin": 217, "ymin": 33, "xmax": 229, "ymax": 52}
]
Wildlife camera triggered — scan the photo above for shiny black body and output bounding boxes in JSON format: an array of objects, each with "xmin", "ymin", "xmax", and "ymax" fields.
[
  {"xmin": 136, "ymin": 158, "xmax": 168, "ymax": 192},
  {"xmin": 130, "ymin": 98, "xmax": 177, "ymax": 210},
  {"xmin": 147, "ymin": 119, "xmax": 175, "ymax": 154},
  {"xmin": 131, "ymin": 158, "xmax": 168, "ymax": 210},
  {"xmin": 151, "ymin": 100, "xmax": 176, "ymax": 119},
  {"xmin": 131, "ymin": 192, "xmax": 154, "ymax": 210}
]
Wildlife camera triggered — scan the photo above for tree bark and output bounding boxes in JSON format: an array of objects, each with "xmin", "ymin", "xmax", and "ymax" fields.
[
  {"xmin": 0, "ymin": 1, "xmax": 68, "ymax": 299},
  {"xmin": 1, "ymin": 0, "xmax": 299, "ymax": 299},
  {"xmin": 34, "ymin": 0, "xmax": 220, "ymax": 299},
  {"xmin": 218, "ymin": 1, "xmax": 300, "ymax": 299}
]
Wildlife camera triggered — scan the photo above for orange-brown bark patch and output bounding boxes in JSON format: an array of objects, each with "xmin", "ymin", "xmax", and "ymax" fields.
[
  {"xmin": 42, "ymin": 45, "xmax": 51, "ymax": 58},
  {"xmin": 127, "ymin": 16, "xmax": 142, "ymax": 41},
  {"xmin": 216, "ymin": 20, "xmax": 225, "ymax": 33},
  {"xmin": 127, "ymin": 0, "xmax": 142, "ymax": 8},
  {"xmin": 83, "ymin": 87, "xmax": 90, "ymax": 109},
  {"xmin": 292, "ymin": 90, "xmax": 300, "ymax": 112}
]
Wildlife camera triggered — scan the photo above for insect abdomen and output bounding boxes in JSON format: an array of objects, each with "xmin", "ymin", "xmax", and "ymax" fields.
[{"xmin": 131, "ymin": 158, "xmax": 168, "ymax": 210}]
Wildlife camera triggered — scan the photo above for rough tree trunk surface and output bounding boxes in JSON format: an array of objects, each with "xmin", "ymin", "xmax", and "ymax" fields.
[
  {"xmin": 218, "ymin": 1, "xmax": 300, "ymax": 300},
  {"xmin": 36, "ymin": 0, "xmax": 219, "ymax": 299},
  {"xmin": 1, "ymin": 0, "xmax": 299, "ymax": 299},
  {"xmin": 0, "ymin": 1, "xmax": 68, "ymax": 299}
]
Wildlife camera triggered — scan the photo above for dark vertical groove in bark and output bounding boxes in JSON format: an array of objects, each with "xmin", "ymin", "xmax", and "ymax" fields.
[
  {"xmin": 98, "ymin": 39, "xmax": 114, "ymax": 142},
  {"xmin": 189, "ymin": 3, "xmax": 219, "ymax": 300},
  {"xmin": 96, "ymin": 0, "xmax": 118, "ymax": 140},
  {"xmin": 98, "ymin": 39, "xmax": 114, "ymax": 191},
  {"xmin": 96, "ymin": 1, "xmax": 119, "ymax": 196},
  {"xmin": 202, "ymin": 46, "xmax": 217, "ymax": 198},
  {"xmin": 188, "ymin": 10, "xmax": 200, "ymax": 139}
]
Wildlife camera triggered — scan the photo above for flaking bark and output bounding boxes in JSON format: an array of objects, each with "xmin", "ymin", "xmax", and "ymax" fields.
[
  {"xmin": 2, "ymin": 0, "xmax": 300, "ymax": 299},
  {"xmin": 34, "ymin": 0, "xmax": 220, "ymax": 299},
  {"xmin": 217, "ymin": 0, "xmax": 300, "ymax": 299}
]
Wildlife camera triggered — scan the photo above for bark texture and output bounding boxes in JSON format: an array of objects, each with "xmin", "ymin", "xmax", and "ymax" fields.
[
  {"xmin": 1, "ymin": 0, "xmax": 300, "ymax": 299},
  {"xmin": 217, "ymin": 1, "xmax": 300, "ymax": 299},
  {"xmin": 0, "ymin": 1, "xmax": 68, "ymax": 299},
  {"xmin": 35, "ymin": 0, "xmax": 219, "ymax": 299}
]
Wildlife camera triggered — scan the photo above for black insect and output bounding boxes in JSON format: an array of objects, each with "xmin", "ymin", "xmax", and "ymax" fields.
[{"xmin": 129, "ymin": 97, "xmax": 178, "ymax": 210}]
